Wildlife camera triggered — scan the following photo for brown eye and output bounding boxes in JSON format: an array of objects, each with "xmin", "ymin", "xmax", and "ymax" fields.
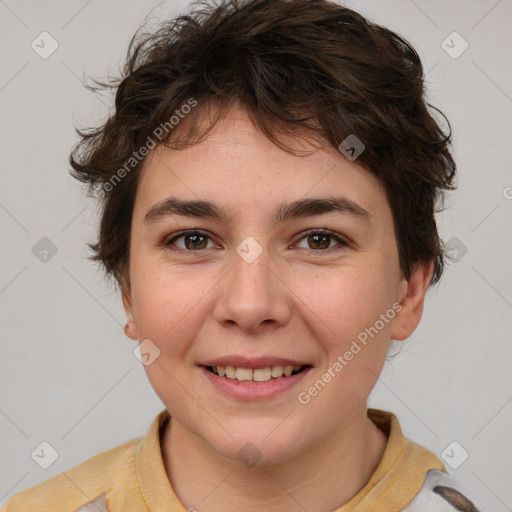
[
  {"xmin": 165, "ymin": 230, "xmax": 214, "ymax": 251},
  {"xmin": 295, "ymin": 229, "xmax": 348, "ymax": 252},
  {"xmin": 308, "ymin": 233, "xmax": 331, "ymax": 250},
  {"xmin": 183, "ymin": 233, "xmax": 208, "ymax": 250}
]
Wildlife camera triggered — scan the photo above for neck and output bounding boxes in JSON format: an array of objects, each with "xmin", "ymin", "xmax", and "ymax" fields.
[{"xmin": 161, "ymin": 404, "xmax": 388, "ymax": 512}]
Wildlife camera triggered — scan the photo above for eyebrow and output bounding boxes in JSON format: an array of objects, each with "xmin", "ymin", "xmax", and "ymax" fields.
[{"xmin": 143, "ymin": 196, "xmax": 371, "ymax": 225}]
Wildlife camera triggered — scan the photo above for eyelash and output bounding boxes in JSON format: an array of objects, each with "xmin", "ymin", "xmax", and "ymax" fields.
[{"xmin": 163, "ymin": 229, "xmax": 349, "ymax": 254}]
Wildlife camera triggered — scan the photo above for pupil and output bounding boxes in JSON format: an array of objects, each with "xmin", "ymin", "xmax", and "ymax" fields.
[
  {"xmin": 186, "ymin": 234, "xmax": 206, "ymax": 250},
  {"xmin": 310, "ymin": 234, "xmax": 329, "ymax": 250}
]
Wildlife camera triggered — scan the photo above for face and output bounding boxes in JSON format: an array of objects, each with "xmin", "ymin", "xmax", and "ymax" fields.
[{"xmin": 122, "ymin": 104, "xmax": 431, "ymax": 465}]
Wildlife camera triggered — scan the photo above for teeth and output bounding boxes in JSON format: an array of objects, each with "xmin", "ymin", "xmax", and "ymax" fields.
[
  {"xmin": 225, "ymin": 366, "xmax": 236, "ymax": 379},
  {"xmin": 253, "ymin": 367, "xmax": 272, "ymax": 382},
  {"xmin": 235, "ymin": 367, "xmax": 253, "ymax": 381},
  {"xmin": 210, "ymin": 364, "xmax": 304, "ymax": 382},
  {"xmin": 271, "ymin": 365, "xmax": 283, "ymax": 377}
]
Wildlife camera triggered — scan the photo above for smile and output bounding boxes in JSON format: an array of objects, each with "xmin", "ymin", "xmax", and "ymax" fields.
[
  {"xmin": 200, "ymin": 364, "xmax": 312, "ymax": 400},
  {"xmin": 205, "ymin": 364, "xmax": 309, "ymax": 382}
]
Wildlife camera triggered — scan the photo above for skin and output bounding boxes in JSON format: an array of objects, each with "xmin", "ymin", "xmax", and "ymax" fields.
[{"xmin": 122, "ymin": 104, "xmax": 433, "ymax": 512}]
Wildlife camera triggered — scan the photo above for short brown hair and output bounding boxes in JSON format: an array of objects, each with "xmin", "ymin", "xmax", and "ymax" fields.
[{"xmin": 69, "ymin": 0, "xmax": 456, "ymax": 290}]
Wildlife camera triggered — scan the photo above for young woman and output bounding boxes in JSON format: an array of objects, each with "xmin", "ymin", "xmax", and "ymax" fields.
[{"xmin": 2, "ymin": 0, "xmax": 480, "ymax": 510}]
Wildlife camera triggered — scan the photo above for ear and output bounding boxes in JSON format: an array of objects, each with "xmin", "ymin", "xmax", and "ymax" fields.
[
  {"xmin": 121, "ymin": 278, "xmax": 139, "ymax": 340},
  {"xmin": 391, "ymin": 260, "xmax": 434, "ymax": 341}
]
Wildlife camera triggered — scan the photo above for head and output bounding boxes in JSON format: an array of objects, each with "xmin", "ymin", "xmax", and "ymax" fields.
[{"xmin": 70, "ymin": 0, "xmax": 456, "ymax": 465}]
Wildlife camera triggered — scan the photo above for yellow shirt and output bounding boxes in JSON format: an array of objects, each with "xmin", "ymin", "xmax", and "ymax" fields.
[{"xmin": 1, "ymin": 408, "xmax": 476, "ymax": 512}]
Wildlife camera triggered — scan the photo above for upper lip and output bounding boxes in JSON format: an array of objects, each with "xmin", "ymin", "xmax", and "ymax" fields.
[{"xmin": 200, "ymin": 356, "xmax": 311, "ymax": 369}]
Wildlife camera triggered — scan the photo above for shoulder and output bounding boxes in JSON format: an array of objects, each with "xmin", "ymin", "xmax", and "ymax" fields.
[
  {"xmin": 1, "ymin": 437, "xmax": 141, "ymax": 512},
  {"xmin": 403, "ymin": 469, "xmax": 481, "ymax": 512}
]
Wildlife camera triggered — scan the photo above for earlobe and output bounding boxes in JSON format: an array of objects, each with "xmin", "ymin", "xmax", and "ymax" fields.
[
  {"xmin": 124, "ymin": 321, "xmax": 138, "ymax": 340},
  {"xmin": 391, "ymin": 260, "xmax": 434, "ymax": 341},
  {"xmin": 121, "ymin": 283, "xmax": 138, "ymax": 340}
]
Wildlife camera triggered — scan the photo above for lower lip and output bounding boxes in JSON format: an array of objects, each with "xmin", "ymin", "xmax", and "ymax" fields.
[{"xmin": 200, "ymin": 366, "xmax": 312, "ymax": 400}]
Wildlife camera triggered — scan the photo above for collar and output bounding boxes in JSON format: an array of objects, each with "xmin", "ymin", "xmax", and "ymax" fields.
[
  {"xmin": 135, "ymin": 408, "xmax": 446, "ymax": 512},
  {"xmin": 336, "ymin": 408, "xmax": 446, "ymax": 511}
]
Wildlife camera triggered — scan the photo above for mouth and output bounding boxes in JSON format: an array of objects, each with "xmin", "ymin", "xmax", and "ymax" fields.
[
  {"xmin": 199, "ymin": 356, "xmax": 314, "ymax": 399},
  {"xmin": 203, "ymin": 364, "xmax": 311, "ymax": 382}
]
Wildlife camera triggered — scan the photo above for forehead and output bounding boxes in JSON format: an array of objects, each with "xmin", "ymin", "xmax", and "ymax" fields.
[{"xmin": 135, "ymin": 106, "xmax": 387, "ymax": 221}]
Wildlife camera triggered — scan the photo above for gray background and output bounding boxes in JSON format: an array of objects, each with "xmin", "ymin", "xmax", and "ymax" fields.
[{"xmin": 0, "ymin": 0, "xmax": 511, "ymax": 510}]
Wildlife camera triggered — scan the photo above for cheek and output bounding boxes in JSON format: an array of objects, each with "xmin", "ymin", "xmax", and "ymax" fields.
[
  {"xmin": 294, "ymin": 271, "xmax": 395, "ymax": 420},
  {"xmin": 130, "ymin": 268, "xmax": 213, "ymax": 411},
  {"xmin": 299, "ymin": 265, "xmax": 397, "ymax": 347},
  {"xmin": 130, "ymin": 263, "xmax": 217, "ymax": 354}
]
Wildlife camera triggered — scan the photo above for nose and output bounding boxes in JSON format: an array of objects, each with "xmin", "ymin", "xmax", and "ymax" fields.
[{"xmin": 213, "ymin": 244, "xmax": 292, "ymax": 333}]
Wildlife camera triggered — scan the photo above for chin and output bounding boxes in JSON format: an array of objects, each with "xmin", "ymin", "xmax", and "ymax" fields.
[{"xmin": 203, "ymin": 423, "xmax": 306, "ymax": 468}]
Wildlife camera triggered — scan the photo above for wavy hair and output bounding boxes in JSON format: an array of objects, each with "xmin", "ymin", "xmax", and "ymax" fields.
[{"xmin": 69, "ymin": 0, "xmax": 456, "ymax": 290}]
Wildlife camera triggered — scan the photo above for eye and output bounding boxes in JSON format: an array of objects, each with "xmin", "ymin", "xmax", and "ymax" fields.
[
  {"xmin": 164, "ymin": 230, "xmax": 216, "ymax": 251},
  {"xmin": 294, "ymin": 229, "xmax": 349, "ymax": 252},
  {"xmin": 163, "ymin": 228, "xmax": 349, "ymax": 253}
]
